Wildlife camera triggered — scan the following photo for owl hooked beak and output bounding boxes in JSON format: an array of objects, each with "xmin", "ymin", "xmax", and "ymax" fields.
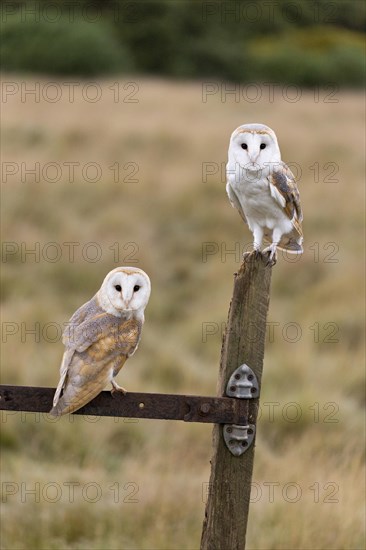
[
  {"xmin": 246, "ymin": 161, "xmax": 261, "ymax": 172},
  {"xmin": 120, "ymin": 299, "xmax": 133, "ymax": 311}
]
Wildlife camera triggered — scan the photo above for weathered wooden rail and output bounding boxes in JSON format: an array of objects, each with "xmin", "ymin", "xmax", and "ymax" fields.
[
  {"xmin": 0, "ymin": 252, "xmax": 272, "ymax": 550},
  {"xmin": 0, "ymin": 385, "xmax": 254, "ymax": 425}
]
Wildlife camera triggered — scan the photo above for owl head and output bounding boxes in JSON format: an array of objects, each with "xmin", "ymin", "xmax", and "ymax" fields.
[
  {"xmin": 98, "ymin": 267, "xmax": 151, "ymax": 319},
  {"xmin": 228, "ymin": 123, "xmax": 281, "ymax": 172}
]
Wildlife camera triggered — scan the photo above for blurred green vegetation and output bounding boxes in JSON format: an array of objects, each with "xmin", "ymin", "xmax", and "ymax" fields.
[
  {"xmin": 0, "ymin": 11, "xmax": 131, "ymax": 76},
  {"xmin": 248, "ymin": 26, "xmax": 366, "ymax": 86},
  {"xmin": 1, "ymin": 0, "xmax": 365, "ymax": 85}
]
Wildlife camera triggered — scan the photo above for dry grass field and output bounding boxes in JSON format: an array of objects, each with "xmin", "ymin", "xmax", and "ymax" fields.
[{"xmin": 0, "ymin": 77, "xmax": 365, "ymax": 549}]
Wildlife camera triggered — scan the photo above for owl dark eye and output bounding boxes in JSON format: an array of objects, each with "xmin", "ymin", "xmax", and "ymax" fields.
[
  {"xmin": 133, "ymin": 285, "xmax": 140, "ymax": 292},
  {"xmin": 241, "ymin": 143, "xmax": 248, "ymax": 150},
  {"xmin": 114, "ymin": 285, "xmax": 122, "ymax": 291},
  {"xmin": 260, "ymin": 143, "xmax": 266, "ymax": 149}
]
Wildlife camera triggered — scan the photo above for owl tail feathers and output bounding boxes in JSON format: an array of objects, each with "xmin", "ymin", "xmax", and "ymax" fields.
[
  {"xmin": 277, "ymin": 236, "xmax": 303, "ymax": 254},
  {"xmin": 49, "ymin": 392, "xmax": 93, "ymax": 416},
  {"xmin": 49, "ymin": 396, "xmax": 82, "ymax": 417},
  {"xmin": 49, "ymin": 382, "xmax": 106, "ymax": 416},
  {"xmin": 263, "ymin": 227, "xmax": 303, "ymax": 255},
  {"xmin": 49, "ymin": 403, "xmax": 65, "ymax": 417}
]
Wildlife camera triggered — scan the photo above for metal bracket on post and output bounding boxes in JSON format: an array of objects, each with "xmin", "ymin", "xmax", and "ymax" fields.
[
  {"xmin": 223, "ymin": 424, "xmax": 255, "ymax": 457},
  {"xmin": 223, "ymin": 364, "xmax": 258, "ymax": 456}
]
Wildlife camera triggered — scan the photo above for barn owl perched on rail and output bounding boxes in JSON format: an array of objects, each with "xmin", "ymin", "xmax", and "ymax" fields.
[
  {"xmin": 226, "ymin": 123, "xmax": 303, "ymax": 265},
  {"xmin": 50, "ymin": 267, "xmax": 151, "ymax": 416}
]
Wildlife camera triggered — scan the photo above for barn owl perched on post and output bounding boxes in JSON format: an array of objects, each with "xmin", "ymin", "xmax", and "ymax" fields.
[
  {"xmin": 226, "ymin": 123, "xmax": 303, "ymax": 265},
  {"xmin": 50, "ymin": 267, "xmax": 151, "ymax": 416}
]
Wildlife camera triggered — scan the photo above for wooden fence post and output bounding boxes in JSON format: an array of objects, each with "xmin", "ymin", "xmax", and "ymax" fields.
[{"xmin": 200, "ymin": 252, "xmax": 272, "ymax": 550}]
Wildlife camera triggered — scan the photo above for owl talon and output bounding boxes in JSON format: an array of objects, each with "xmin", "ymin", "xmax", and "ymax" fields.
[
  {"xmin": 263, "ymin": 244, "xmax": 277, "ymax": 267},
  {"xmin": 111, "ymin": 381, "xmax": 127, "ymax": 396},
  {"xmin": 266, "ymin": 255, "xmax": 277, "ymax": 267}
]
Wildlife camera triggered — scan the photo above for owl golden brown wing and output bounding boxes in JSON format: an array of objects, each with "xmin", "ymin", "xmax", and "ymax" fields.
[
  {"xmin": 50, "ymin": 316, "xmax": 142, "ymax": 416},
  {"xmin": 268, "ymin": 163, "xmax": 303, "ymax": 237},
  {"xmin": 50, "ymin": 354, "xmax": 120, "ymax": 416},
  {"xmin": 53, "ymin": 304, "xmax": 111, "ymax": 408}
]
